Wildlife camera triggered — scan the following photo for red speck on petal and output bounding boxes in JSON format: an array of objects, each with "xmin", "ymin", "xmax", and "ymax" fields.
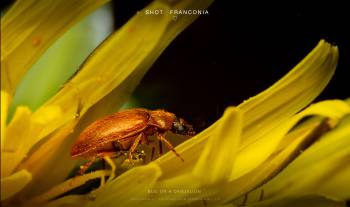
[
  {"xmin": 128, "ymin": 26, "xmax": 136, "ymax": 33},
  {"xmin": 32, "ymin": 37, "xmax": 42, "ymax": 47}
]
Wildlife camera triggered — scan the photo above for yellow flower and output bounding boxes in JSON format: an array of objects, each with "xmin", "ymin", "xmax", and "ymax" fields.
[{"xmin": 1, "ymin": 1, "xmax": 349, "ymax": 207}]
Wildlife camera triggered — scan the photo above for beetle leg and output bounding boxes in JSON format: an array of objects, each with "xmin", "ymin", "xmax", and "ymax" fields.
[
  {"xmin": 151, "ymin": 147, "xmax": 156, "ymax": 161},
  {"xmin": 146, "ymin": 140, "xmax": 157, "ymax": 161},
  {"xmin": 78, "ymin": 157, "xmax": 96, "ymax": 175},
  {"xmin": 158, "ymin": 140, "xmax": 163, "ymax": 156},
  {"xmin": 128, "ymin": 133, "xmax": 144, "ymax": 165},
  {"xmin": 103, "ymin": 156, "xmax": 116, "ymax": 182},
  {"xmin": 156, "ymin": 133, "xmax": 184, "ymax": 162},
  {"xmin": 146, "ymin": 141, "xmax": 161, "ymax": 161}
]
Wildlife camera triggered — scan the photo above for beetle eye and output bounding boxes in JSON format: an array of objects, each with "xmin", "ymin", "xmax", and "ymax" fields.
[
  {"xmin": 177, "ymin": 124, "xmax": 185, "ymax": 132},
  {"xmin": 172, "ymin": 122, "xmax": 185, "ymax": 133}
]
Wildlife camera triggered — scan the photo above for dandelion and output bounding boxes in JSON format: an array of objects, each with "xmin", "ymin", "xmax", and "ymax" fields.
[{"xmin": 1, "ymin": 0, "xmax": 349, "ymax": 207}]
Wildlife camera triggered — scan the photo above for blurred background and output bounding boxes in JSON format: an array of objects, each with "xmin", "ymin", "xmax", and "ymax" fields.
[{"xmin": 2, "ymin": 0, "xmax": 349, "ymax": 132}]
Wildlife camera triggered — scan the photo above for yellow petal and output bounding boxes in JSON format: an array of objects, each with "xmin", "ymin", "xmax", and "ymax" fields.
[
  {"xmin": 231, "ymin": 100, "xmax": 350, "ymax": 205},
  {"xmin": 245, "ymin": 195, "xmax": 346, "ymax": 207},
  {"xmin": 193, "ymin": 107, "xmax": 242, "ymax": 184},
  {"xmin": 1, "ymin": 0, "xmax": 110, "ymax": 95},
  {"xmin": 1, "ymin": 106, "xmax": 32, "ymax": 177},
  {"xmin": 238, "ymin": 40, "xmax": 338, "ymax": 149},
  {"xmin": 231, "ymin": 100, "xmax": 350, "ymax": 180},
  {"xmin": 222, "ymin": 118, "xmax": 329, "ymax": 204},
  {"xmin": 14, "ymin": 119, "xmax": 79, "ymax": 200},
  {"xmin": 147, "ymin": 174, "xmax": 205, "ymax": 207},
  {"xmin": 2, "ymin": 105, "xmax": 64, "ymax": 177},
  {"xmin": 1, "ymin": 90, "xmax": 10, "ymax": 151},
  {"xmin": 84, "ymin": 163, "xmax": 162, "ymax": 207},
  {"xmin": 1, "ymin": 170, "xmax": 32, "ymax": 200},
  {"xmin": 42, "ymin": 195, "xmax": 91, "ymax": 207},
  {"xmin": 248, "ymin": 113, "xmax": 350, "ymax": 202},
  {"xmin": 4, "ymin": 106, "xmax": 32, "ymax": 151},
  {"xmin": 211, "ymin": 204, "xmax": 239, "ymax": 207},
  {"xmin": 28, "ymin": 170, "xmax": 111, "ymax": 205}
]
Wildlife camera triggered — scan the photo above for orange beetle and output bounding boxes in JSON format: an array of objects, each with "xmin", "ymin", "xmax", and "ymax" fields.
[{"xmin": 71, "ymin": 108, "xmax": 195, "ymax": 174}]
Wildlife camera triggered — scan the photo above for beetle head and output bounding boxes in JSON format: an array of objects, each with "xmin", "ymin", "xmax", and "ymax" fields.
[{"xmin": 172, "ymin": 117, "xmax": 195, "ymax": 136}]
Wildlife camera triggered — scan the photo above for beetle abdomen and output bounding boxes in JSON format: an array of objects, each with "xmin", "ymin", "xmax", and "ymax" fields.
[{"xmin": 71, "ymin": 109, "xmax": 150, "ymax": 157}]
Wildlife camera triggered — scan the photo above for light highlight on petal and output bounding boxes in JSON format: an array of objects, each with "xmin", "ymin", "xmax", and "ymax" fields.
[{"xmin": 193, "ymin": 107, "xmax": 242, "ymax": 184}]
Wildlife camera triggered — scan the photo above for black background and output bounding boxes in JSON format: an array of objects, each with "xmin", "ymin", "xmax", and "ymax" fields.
[{"xmin": 114, "ymin": 1, "xmax": 349, "ymax": 131}]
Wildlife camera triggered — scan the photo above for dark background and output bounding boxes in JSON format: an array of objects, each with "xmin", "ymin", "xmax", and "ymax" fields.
[{"xmin": 113, "ymin": 1, "xmax": 349, "ymax": 131}]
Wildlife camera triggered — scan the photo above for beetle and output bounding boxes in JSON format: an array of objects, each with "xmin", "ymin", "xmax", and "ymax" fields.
[{"xmin": 71, "ymin": 108, "xmax": 195, "ymax": 174}]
